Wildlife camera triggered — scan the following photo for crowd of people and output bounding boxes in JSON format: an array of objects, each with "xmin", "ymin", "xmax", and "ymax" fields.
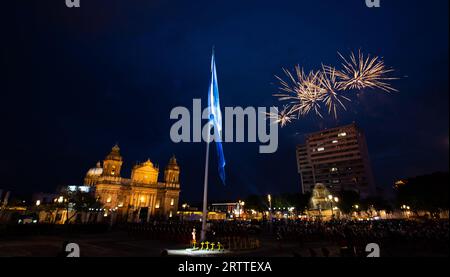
[
  {"xmin": 124, "ymin": 221, "xmax": 199, "ymax": 243},
  {"xmin": 124, "ymin": 219, "xmax": 448, "ymax": 255},
  {"xmin": 124, "ymin": 220, "xmax": 260, "ymax": 247},
  {"xmin": 3, "ymin": 216, "xmax": 447, "ymax": 256},
  {"xmin": 124, "ymin": 219, "xmax": 448, "ymax": 242},
  {"xmin": 271, "ymin": 219, "xmax": 449, "ymax": 256},
  {"xmin": 272, "ymin": 219, "xmax": 449, "ymax": 243}
]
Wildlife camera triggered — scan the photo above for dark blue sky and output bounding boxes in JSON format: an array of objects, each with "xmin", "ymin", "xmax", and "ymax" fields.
[{"xmin": 2, "ymin": 0, "xmax": 448, "ymax": 202}]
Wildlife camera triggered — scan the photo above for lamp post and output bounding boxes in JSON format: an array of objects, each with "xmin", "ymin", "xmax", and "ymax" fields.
[
  {"xmin": 401, "ymin": 205, "xmax": 411, "ymax": 218},
  {"xmin": 238, "ymin": 200, "xmax": 245, "ymax": 219},
  {"xmin": 328, "ymin": 195, "xmax": 339, "ymax": 218},
  {"xmin": 237, "ymin": 201, "xmax": 241, "ymax": 219},
  {"xmin": 328, "ymin": 195, "xmax": 333, "ymax": 217},
  {"xmin": 267, "ymin": 194, "xmax": 272, "ymax": 222},
  {"xmin": 353, "ymin": 204, "xmax": 359, "ymax": 218},
  {"xmin": 334, "ymin": 197, "xmax": 339, "ymax": 218}
]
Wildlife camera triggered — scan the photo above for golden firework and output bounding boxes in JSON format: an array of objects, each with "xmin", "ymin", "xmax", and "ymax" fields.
[
  {"xmin": 265, "ymin": 106, "xmax": 296, "ymax": 128},
  {"xmin": 335, "ymin": 50, "xmax": 398, "ymax": 92},
  {"xmin": 273, "ymin": 50, "xmax": 398, "ymax": 125},
  {"xmin": 319, "ymin": 66, "xmax": 351, "ymax": 119}
]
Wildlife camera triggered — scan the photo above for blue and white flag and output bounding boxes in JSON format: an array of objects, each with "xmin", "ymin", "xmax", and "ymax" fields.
[{"xmin": 208, "ymin": 51, "xmax": 226, "ymax": 185}]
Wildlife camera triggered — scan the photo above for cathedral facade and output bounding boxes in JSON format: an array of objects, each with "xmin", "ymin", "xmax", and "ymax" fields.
[{"xmin": 84, "ymin": 145, "xmax": 180, "ymax": 221}]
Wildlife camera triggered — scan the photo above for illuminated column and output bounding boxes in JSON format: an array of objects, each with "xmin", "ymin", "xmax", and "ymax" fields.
[{"xmin": 150, "ymin": 194, "xmax": 156, "ymax": 216}]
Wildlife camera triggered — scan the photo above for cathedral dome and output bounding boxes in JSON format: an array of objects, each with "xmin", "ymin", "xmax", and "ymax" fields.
[
  {"xmin": 86, "ymin": 161, "xmax": 103, "ymax": 177},
  {"xmin": 166, "ymin": 155, "xmax": 179, "ymax": 171},
  {"xmin": 143, "ymin": 159, "xmax": 154, "ymax": 167},
  {"xmin": 105, "ymin": 144, "xmax": 123, "ymax": 161}
]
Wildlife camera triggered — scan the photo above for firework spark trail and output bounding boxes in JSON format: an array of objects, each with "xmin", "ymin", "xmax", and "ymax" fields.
[
  {"xmin": 319, "ymin": 66, "xmax": 351, "ymax": 119},
  {"xmin": 335, "ymin": 50, "xmax": 398, "ymax": 92},
  {"xmin": 275, "ymin": 67, "xmax": 349, "ymax": 119},
  {"xmin": 273, "ymin": 50, "xmax": 398, "ymax": 125},
  {"xmin": 295, "ymin": 70, "xmax": 326, "ymax": 118},
  {"xmin": 274, "ymin": 66, "xmax": 308, "ymax": 101},
  {"xmin": 265, "ymin": 106, "xmax": 296, "ymax": 128}
]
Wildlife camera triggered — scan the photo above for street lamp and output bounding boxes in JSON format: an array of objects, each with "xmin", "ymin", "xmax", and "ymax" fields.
[
  {"xmin": 328, "ymin": 195, "xmax": 339, "ymax": 218},
  {"xmin": 267, "ymin": 194, "xmax": 272, "ymax": 222},
  {"xmin": 238, "ymin": 200, "xmax": 245, "ymax": 219},
  {"xmin": 401, "ymin": 205, "xmax": 411, "ymax": 218},
  {"xmin": 401, "ymin": 205, "xmax": 411, "ymax": 211}
]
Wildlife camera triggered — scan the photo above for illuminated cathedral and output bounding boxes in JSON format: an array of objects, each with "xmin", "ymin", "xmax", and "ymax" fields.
[{"xmin": 84, "ymin": 144, "xmax": 180, "ymax": 221}]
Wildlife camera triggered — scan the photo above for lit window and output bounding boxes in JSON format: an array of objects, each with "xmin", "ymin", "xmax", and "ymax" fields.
[
  {"xmin": 140, "ymin": 196, "xmax": 145, "ymax": 203},
  {"xmin": 169, "ymin": 211, "xmax": 173, "ymax": 218},
  {"xmin": 170, "ymin": 198, "xmax": 174, "ymax": 206},
  {"xmin": 332, "ymin": 140, "xmax": 338, "ymax": 144},
  {"xmin": 106, "ymin": 196, "xmax": 112, "ymax": 203},
  {"xmin": 338, "ymin": 132, "xmax": 347, "ymax": 137},
  {"xmin": 317, "ymin": 147, "xmax": 325, "ymax": 152},
  {"xmin": 155, "ymin": 200, "xmax": 160, "ymax": 209}
]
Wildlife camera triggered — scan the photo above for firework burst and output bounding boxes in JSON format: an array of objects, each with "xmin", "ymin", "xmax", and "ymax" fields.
[
  {"xmin": 275, "ymin": 68, "xmax": 326, "ymax": 118},
  {"xmin": 335, "ymin": 50, "xmax": 398, "ymax": 92},
  {"xmin": 272, "ymin": 50, "xmax": 398, "ymax": 126},
  {"xmin": 265, "ymin": 105, "xmax": 296, "ymax": 128},
  {"xmin": 294, "ymin": 70, "xmax": 326, "ymax": 118},
  {"xmin": 319, "ymin": 66, "xmax": 351, "ymax": 119},
  {"xmin": 274, "ymin": 66, "xmax": 308, "ymax": 102}
]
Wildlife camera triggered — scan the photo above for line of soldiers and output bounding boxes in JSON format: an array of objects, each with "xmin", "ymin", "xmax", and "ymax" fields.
[
  {"xmin": 191, "ymin": 236, "xmax": 260, "ymax": 251},
  {"xmin": 191, "ymin": 240, "xmax": 224, "ymax": 251}
]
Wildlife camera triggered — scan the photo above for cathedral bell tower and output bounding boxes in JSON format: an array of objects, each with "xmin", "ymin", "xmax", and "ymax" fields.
[
  {"xmin": 102, "ymin": 144, "xmax": 123, "ymax": 177},
  {"xmin": 164, "ymin": 155, "xmax": 180, "ymax": 184}
]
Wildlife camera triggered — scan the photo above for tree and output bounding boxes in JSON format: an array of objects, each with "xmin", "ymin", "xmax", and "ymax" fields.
[
  {"xmin": 360, "ymin": 196, "xmax": 392, "ymax": 212},
  {"xmin": 64, "ymin": 190, "xmax": 102, "ymax": 224},
  {"xmin": 397, "ymin": 172, "xmax": 449, "ymax": 212},
  {"xmin": 295, "ymin": 192, "xmax": 311, "ymax": 213},
  {"xmin": 244, "ymin": 194, "xmax": 267, "ymax": 211},
  {"xmin": 339, "ymin": 190, "xmax": 360, "ymax": 214},
  {"xmin": 244, "ymin": 193, "xmax": 311, "ymax": 214}
]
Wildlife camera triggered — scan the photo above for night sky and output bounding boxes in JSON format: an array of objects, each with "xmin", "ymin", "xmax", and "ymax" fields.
[{"xmin": 2, "ymin": 0, "xmax": 448, "ymax": 203}]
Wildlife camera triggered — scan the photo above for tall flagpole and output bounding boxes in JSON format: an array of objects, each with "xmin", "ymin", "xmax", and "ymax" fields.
[
  {"xmin": 201, "ymin": 122, "xmax": 211, "ymax": 241},
  {"xmin": 201, "ymin": 47, "xmax": 215, "ymax": 242}
]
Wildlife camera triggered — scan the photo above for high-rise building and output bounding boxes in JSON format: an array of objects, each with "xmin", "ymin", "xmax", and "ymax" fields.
[{"xmin": 296, "ymin": 123, "xmax": 376, "ymax": 198}]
